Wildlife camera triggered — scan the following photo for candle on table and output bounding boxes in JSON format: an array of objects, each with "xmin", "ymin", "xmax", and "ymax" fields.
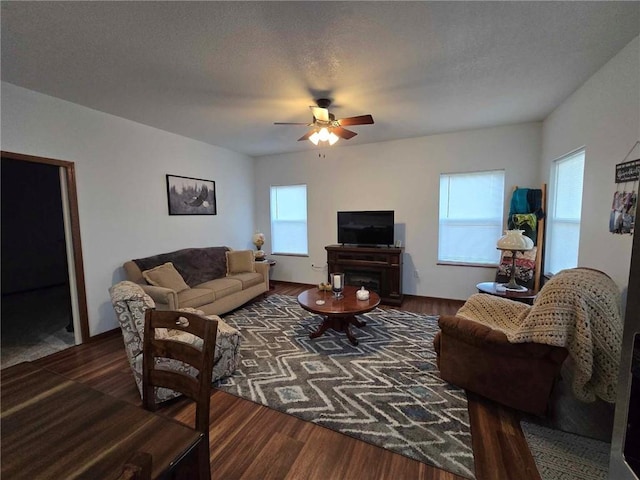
[{"xmin": 333, "ymin": 275, "xmax": 341, "ymax": 289}]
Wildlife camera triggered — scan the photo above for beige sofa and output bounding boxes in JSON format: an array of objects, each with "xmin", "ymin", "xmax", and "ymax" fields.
[{"xmin": 123, "ymin": 246, "xmax": 269, "ymax": 316}]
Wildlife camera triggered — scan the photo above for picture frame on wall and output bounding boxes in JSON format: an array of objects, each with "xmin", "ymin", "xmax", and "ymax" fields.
[{"xmin": 166, "ymin": 174, "xmax": 216, "ymax": 215}]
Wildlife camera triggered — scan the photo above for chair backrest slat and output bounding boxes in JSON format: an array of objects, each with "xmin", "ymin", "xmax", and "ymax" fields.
[
  {"xmin": 149, "ymin": 369, "xmax": 200, "ymax": 402},
  {"xmin": 150, "ymin": 337, "xmax": 205, "ymax": 370}
]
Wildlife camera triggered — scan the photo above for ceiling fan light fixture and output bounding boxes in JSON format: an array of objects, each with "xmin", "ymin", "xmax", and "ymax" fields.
[
  {"xmin": 279, "ymin": 99, "xmax": 373, "ymax": 146},
  {"xmin": 309, "ymin": 131, "xmax": 320, "ymax": 145},
  {"xmin": 317, "ymin": 127, "xmax": 330, "ymax": 142},
  {"xmin": 307, "ymin": 128, "xmax": 339, "ymax": 146}
]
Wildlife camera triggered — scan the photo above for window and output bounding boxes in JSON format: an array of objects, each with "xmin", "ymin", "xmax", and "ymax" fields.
[
  {"xmin": 439, "ymin": 170, "xmax": 505, "ymax": 265},
  {"xmin": 545, "ymin": 149, "xmax": 585, "ymax": 274},
  {"xmin": 270, "ymin": 184, "xmax": 308, "ymax": 255}
]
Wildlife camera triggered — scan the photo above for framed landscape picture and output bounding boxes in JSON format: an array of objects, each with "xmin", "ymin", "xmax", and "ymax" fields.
[{"xmin": 166, "ymin": 174, "xmax": 216, "ymax": 215}]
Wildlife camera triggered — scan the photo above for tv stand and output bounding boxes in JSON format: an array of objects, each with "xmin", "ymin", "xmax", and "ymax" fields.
[
  {"xmin": 325, "ymin": 244, "xmax": 403, "ymax": 306},
  {"xmin": 341, "ymin": 244, "xmax": 392, "ymax": 249}
]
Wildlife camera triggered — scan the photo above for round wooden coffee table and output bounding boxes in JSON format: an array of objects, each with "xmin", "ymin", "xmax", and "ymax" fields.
[{"xmin": 297, "ymin": 286, "xmax": 381, "ymax": 346}]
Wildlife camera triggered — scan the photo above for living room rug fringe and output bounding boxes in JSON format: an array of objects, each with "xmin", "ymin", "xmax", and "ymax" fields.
[
  {"xmin": 215, "ymin": 294, "xmax": 476, "ymax": 479},
  {"xmin": 520, "ymin": 420, "xmax": 610, "ymax": 480}
]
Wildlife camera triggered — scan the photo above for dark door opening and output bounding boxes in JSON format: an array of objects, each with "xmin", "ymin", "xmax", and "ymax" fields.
[{"xmin": 1, "ymin": 157, "xmax": 75, "ymax": 366}]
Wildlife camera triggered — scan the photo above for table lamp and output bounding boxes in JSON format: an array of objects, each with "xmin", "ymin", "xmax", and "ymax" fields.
[
  {"xmin": 496, "ymin": 230, "xmax": 534, "ymax": 291},
  {"xmin": 252, "ymin": 232, "xmax": 266, "ymax": 260}
]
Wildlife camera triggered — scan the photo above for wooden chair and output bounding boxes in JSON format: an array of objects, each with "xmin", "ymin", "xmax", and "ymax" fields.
[
  {"xmin": 117, "ymin": 451, "xmax": 152, "ymax": 480},
  {"xmin": 142, "ymin": 310, "xmax": 218, "ymax": 480}
]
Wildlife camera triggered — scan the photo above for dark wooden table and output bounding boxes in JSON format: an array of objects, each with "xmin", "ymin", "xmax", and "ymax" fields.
[
  {"xmin": 297, "ymin": 285, "xmax": 381, "ymax": 346},
  {"xmin": 1, "ymin": 362, "xmax": 203, "ymax": 480},
  {"xmin": 476, "ymin": 281, "xmax": 537, "ymax": 305}
]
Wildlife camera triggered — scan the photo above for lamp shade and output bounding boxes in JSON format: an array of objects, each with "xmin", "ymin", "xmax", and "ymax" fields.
[
  {"xmin": 497, "ymin": 229, "xmax": 534, "ymax": 250},
  {"xmin": 318, "ymin": 127, "xmax": 330, "ymax": 142},
  {"xmin": 309, "ymin": 132, "xmax": 320, "ymax": 145},
  {"xmin": 252, "ymin": 232, "xmax": 265, "ymax": 248}
]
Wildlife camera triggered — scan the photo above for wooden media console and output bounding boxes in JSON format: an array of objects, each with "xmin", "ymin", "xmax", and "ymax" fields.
[{"xmin": 325, "ymin": 244, "xmax": 404, "ymax": 306}]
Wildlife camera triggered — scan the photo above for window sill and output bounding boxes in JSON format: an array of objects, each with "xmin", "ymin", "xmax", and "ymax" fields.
[
  {"xmin": 437, "ymin": 261, "xmax": 498, "ymax": 268},
  {"xmin": 271, "ymin": 253, "xmax": 309, "ymax": 258}
]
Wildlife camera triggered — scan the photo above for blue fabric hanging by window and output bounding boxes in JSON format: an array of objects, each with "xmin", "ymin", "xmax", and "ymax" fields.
[{"xmin": 509, "ymin": 188, "xmax": 530, "ymax": 214}]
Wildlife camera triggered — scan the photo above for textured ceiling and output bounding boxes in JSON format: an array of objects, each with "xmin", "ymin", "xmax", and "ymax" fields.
[{"xmin": 2, "ymin": 2, "xmax": 639, "ymax": 157}]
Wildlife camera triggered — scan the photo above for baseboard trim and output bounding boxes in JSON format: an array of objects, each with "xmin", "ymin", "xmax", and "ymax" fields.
[
  {"xmin": 88, "ymin": 328, "xmax": 120, "ymax": 342},
  {"xmin": 269, "ymin": 280, "xmax": 463, "ymax": 304}
]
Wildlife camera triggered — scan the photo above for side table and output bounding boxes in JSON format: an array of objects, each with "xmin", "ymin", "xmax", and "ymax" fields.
[
  {"xmin": 476, "ymin": 281, "xmax": 536, "ymax": 305},
  {"xmin": 256, "ymin": 258, "xmax": 277, "ymax": 289}
]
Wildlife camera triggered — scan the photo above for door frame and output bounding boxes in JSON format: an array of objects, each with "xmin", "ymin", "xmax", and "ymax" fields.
[{"xmin": 2, "ymin": 151, "xmax": 90, "ymax": 343}]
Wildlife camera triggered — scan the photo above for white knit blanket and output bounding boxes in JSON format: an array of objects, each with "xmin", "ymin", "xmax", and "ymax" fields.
[{"xmin": 457, "ymin": 268, "xmax": 623, "ymax": 403}]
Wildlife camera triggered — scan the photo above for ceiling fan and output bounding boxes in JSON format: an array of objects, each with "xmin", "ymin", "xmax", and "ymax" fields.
[{"xmin": 274, "ymin": 98, "xmax": 374, "ymax": 145}]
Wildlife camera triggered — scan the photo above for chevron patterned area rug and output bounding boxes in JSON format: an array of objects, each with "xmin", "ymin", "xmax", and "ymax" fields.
[{"xmin": 214, "ymin": 294, "xmax": 475, "ymax": 479}]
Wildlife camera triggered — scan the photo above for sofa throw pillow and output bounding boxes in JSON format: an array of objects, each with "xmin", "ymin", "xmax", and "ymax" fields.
[
  {"xmin": 142, "ymin": 262, "xmax": 190, "ymax": 292},
  {"xmin": 226, "ymin": 250, "xmax": 255, "ymax": 275}
]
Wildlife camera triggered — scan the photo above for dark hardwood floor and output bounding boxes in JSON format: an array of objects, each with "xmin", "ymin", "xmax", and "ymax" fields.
[{"xmin": 27, "ymin": 282, "xmax": 585, "ymax": 480}]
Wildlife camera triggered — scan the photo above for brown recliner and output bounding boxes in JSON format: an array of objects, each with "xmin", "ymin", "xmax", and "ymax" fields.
[
  {"xmin": 433, "ymin": 314, "xmax": 568, "ymax": 416},
  {"xmin": 434, "ymin": 267, "xmax": 623, "ymax": 416}
]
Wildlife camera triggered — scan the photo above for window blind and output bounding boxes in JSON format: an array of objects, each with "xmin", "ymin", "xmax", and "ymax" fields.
[
  {"xmin": 545, "ymin": 150, "xmax": 585, "ymax": 274},
  {"xmin": 270, "ymin": 184, "xmax": 308, "ymax": 255},
  {"xmin": 438, "ymin": 170, "xmax": 505, "ymax": 264}
]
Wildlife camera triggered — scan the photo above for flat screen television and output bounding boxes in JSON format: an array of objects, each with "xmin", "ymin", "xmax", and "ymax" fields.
[{"xmin": 337, "ymin": 210, "xmax": 394, "ymax": 246}]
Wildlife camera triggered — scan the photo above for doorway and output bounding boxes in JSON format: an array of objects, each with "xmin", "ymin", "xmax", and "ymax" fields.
[{"xmin": 1, "ymin": 152, "xmax": 89, "ymax": 367}]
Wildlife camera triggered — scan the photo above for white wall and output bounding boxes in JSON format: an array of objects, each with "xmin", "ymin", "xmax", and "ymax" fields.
[
  {"xmin": 542, "ymin": 36, "xmax": 640, "ymax": 291},
  {"xmin": 1, "ymin": 82, "xmax": 256, "ymax": 336},
  {"xmin": 4, "ymin": 35, "xmax": 634, "ymax": 332},
  {"xmin": 255, "ymin": 123, "xmax": 542, "ymax": 300}
]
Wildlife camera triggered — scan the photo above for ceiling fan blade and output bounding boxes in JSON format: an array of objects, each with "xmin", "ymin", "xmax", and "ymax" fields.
[
  {"xmin": 297, "ymin": 130, "xmax": 316, "ymax": 141},
  {"xmin": 310, "ymin": 106, "xmax": 329, "ymax": 122},
  {"xmin": 332, "ymin": 127, "xmax": 358, "ymax": 139},
  {"xmin": 337, "ymin": 114, "xmax": 374, "ymax": 126},
  {"xmin": 274, "ymin": 122, "xmax": 311, "ymax": 125}
]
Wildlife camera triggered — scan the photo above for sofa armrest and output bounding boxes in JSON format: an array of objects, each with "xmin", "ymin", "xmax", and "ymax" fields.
[
  {"xmin": 123, "ymin": 260, "xmax": 144, "ymax": 284},
  {"xmin": 439, "ymin": 315, "xmax": 510, "ymax": 346},
  {"xmin": 139, "ymin": 284, "xmax": 178, "ymax": 309},
  {"xmin": 254, "ymin": 261, "xmax": 270, "ymax": 291}
]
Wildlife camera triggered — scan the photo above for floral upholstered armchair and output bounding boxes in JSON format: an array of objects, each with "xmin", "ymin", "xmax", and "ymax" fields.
[{"xmin": 109, "ymin": 280, "xmax": 241, "ymax": 403}]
